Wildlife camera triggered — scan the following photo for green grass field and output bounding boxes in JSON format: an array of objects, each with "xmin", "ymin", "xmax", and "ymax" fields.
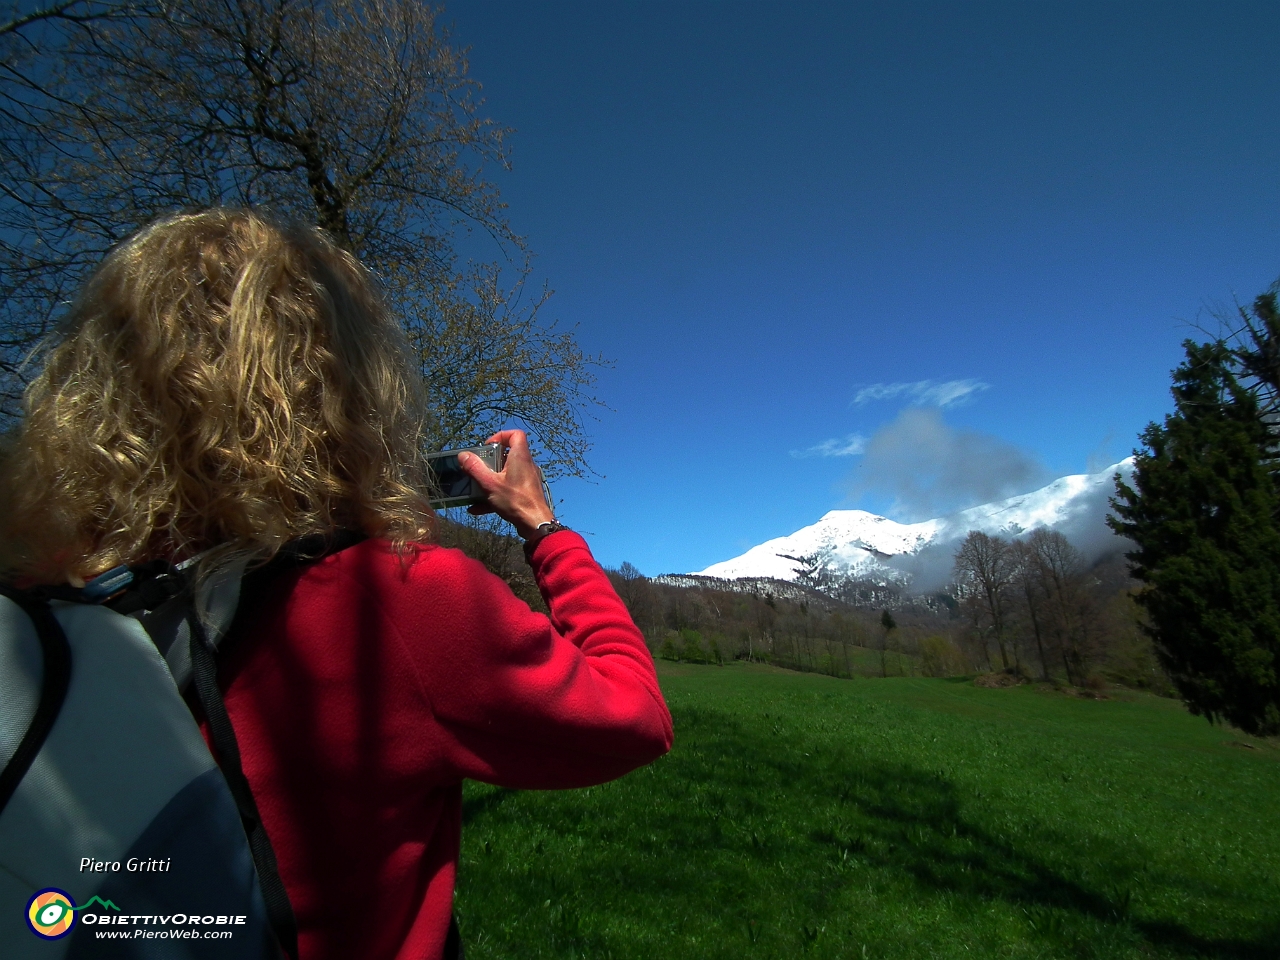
[{"xmin": 455, "ymin": 662, "xmax": 1279, "ymax": 959}]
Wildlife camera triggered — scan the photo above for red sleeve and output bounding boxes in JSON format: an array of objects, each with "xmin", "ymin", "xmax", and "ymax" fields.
[{"xmin": 392, "ymin": 530, "xmax": 673, "ymax": 789}]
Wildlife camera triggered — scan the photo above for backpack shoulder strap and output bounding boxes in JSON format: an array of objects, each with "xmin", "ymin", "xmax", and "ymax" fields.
[
  {"xmin": 187, "ymin": 606, "xmax": 299, "ymax": 959},
  {"xmin": 184, "ymin": 528, "xmax": 368, "ymax": 960},
  {"xmin": 185, "ymin": 535, "xmax": 368, "ymax": 960},
  {"xmin": 105, "ymin": 528, "xmax": 370, "ymax": 690},
  {"xmin": 245, "ymin": 528, "xmax": 370, "ymax": 583},
  {"xmin": 0, "ymin": 585, "xmax": 71, "ymax": 818}
]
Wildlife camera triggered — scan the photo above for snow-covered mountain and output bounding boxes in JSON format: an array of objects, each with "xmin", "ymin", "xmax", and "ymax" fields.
[{"xmin": 694, "ymin": 459, "xmax": 1135, "ymax": 592}]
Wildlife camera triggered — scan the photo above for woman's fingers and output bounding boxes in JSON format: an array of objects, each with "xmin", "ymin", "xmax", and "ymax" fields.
[{"xmin": 458, "ymin": 430, "xmax": 554, "ymax": 538}]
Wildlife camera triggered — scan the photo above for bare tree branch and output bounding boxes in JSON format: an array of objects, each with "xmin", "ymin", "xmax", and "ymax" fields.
[{"xmin": 0, "ymin": 0, "xmax": 602, "ymax": 476}]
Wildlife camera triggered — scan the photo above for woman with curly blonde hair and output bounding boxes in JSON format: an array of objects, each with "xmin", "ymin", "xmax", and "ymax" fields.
[
  {"xmin": 1, "ymin": 208, "xmax": 435, "ymax": 585},
  {"xmin": 0, "ymin": 210, "xmax": 671, "ymax": 960}
]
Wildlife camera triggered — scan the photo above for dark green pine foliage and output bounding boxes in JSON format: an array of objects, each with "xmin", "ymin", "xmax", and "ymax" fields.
[{"xmin": 1110, "ymin": 338, "xmax": 1280, "ymax": 736}]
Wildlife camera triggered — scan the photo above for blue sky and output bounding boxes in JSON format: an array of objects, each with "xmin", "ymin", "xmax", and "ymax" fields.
[{"xmin": 444, "ymin": 0, "xmax": 1280, "ymax": 575}]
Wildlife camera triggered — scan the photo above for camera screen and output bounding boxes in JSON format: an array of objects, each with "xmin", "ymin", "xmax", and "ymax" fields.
[{"xmin": 426, "ymin": 455, "xmax": 474, "ymax": 499}]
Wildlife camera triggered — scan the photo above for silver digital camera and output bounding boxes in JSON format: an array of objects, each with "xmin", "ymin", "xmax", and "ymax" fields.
[{"xmin": 425, "ymin": 442, "xmax": 507, "ymax": 508}]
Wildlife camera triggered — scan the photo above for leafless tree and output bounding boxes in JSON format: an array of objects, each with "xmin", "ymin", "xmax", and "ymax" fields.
[
  {"xmin": 828, "ymin": 610, "xmax": 853, "ymax": 677},
  {"xmin": 1, "ymin": 1, "xmax": 149, "ymax": 405},
  {"xmin": 953, "ymin": 531, "xmax": 1017, "ymax": 672},
  {"xmin": 1023, "ymin": 528, "xmax": 1095, "ymax": 685},
  {"xmin": 410, "ymin": 265, "xmax": 604, "ymax": 477},
  {"xmin": 610, "ymin": 561, "xmax": 646, "ymax": 608},
  {"xmin": 0, "ymin": 0, "xmax": 602, "ymax": 474},
  {"xmin": 1011, "ymin": 539, "xmax": 1052, "ymax": 681},
  {"xmin": 607, "ymin": 561, "xmax": 658, "ymax": 637}
]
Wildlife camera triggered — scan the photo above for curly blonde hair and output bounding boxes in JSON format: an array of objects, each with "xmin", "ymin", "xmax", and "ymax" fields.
[{"xmin": 0, "ymin": 209, "xmax": 437, "ymax": 586}]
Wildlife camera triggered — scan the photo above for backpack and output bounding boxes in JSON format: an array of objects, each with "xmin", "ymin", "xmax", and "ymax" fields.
[{"xmin": 0, "ymin": 530, "xmax": 367, "ymax": 958}]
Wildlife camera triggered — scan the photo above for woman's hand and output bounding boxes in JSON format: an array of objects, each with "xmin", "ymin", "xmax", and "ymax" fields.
[{"xmin": 458, "ymin": 430, "xmax": 556, "ymax": 540}]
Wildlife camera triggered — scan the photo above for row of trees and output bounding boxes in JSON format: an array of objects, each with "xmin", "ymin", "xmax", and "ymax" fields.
[
  {"xmin": 603, "ymin": 538, "xmax": 1160, "ymax": 690},
  {"xmin": 954, "ymin": 529, "xmax": 1104, "ymax": 686},
  {"xmin": 1, "ymin": 0, "xmax": 601, "ymax": 474},
  {"xmin": 610, "ymin": 562, "xmax": 917, "ymax": 679},
  {"xmin": 950, "ymin": 528, "xmax": 1170, "ymax": 691}
]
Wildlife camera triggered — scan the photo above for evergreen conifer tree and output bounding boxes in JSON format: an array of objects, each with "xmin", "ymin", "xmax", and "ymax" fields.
[{"xmin": 1110, "ymin": 339, "xmax": 1280, "ymax": 736}]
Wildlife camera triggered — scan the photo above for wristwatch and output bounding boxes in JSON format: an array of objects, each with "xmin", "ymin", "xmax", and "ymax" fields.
[{"xmin": 523, "ymin": 520, "xmax": 569, "ymax": 556}]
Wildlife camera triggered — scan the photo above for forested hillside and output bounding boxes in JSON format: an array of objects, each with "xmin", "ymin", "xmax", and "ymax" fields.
[{"xmin": 610, "ymin": 544, "xmax": 1169, "ymax": 694}]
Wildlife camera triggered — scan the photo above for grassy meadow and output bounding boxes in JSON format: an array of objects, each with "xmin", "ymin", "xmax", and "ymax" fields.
[{"xmin": 454, "ymin": 662, "xmax": 1279, "ymax": 959}]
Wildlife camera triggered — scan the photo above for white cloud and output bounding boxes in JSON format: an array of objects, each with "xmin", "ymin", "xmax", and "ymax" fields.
[
  {"xmin": 853, "ymin": 378, "xmax": 989, "ymax": 408},
  {"xmin": 791, "ymin": 433, "xmax": 866, "ymax": 459},
  {"xmin": 848, "ymin": 408, "xmax": 1048, "ymax": 521}
]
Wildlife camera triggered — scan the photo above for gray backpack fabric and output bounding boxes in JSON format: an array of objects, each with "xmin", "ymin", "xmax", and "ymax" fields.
[{"xmin": 0, "ymin": 532, "xmax": 365, "ymax": 958}]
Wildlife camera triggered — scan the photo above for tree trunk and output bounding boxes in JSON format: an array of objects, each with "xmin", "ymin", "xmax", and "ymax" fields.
[{"xmin": 1028, "ymin": 599, "xmax": 1050, "ymax": 681}]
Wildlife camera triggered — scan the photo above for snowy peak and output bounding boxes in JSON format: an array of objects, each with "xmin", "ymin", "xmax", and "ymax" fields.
[
  {"xmin": 946, "ymin": 464, "xmax": 1127, "ymax": 535},
  {"xmin": 698, "ymin": 511, "xmax": 939, "ymax": 582},
  {"xmin": 695, "ymin": 459, "xmax": 1134, "ymax": 587}
]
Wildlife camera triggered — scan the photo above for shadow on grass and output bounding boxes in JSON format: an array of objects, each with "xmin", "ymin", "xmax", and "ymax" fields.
[
  {"xmin": 460, "ymin": 704, "xmax": 1276, "ymax": 959},
  {"xmin": 799, "ymin": 756, "xmax": 1272, "ymax": 959},
  {"xmin": 463, "ymin": 784, "xmax": 514, "ymax": 824}
]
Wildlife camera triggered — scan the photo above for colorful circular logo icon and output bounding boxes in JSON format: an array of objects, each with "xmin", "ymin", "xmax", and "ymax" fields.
[{"xmin": 27, "ymin": 888, "xmax": 77, "ymax": 940}]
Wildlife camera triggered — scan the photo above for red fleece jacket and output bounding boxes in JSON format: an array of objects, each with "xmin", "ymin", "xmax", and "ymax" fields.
[{"xmin": 206, "ymin": 530, "xmax": 673, "ymax": 960}]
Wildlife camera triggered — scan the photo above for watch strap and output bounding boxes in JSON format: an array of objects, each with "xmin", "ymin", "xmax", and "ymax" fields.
[{"xmin": 523, "ymin": 520, "xmax": 569, "ymax": 559}]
